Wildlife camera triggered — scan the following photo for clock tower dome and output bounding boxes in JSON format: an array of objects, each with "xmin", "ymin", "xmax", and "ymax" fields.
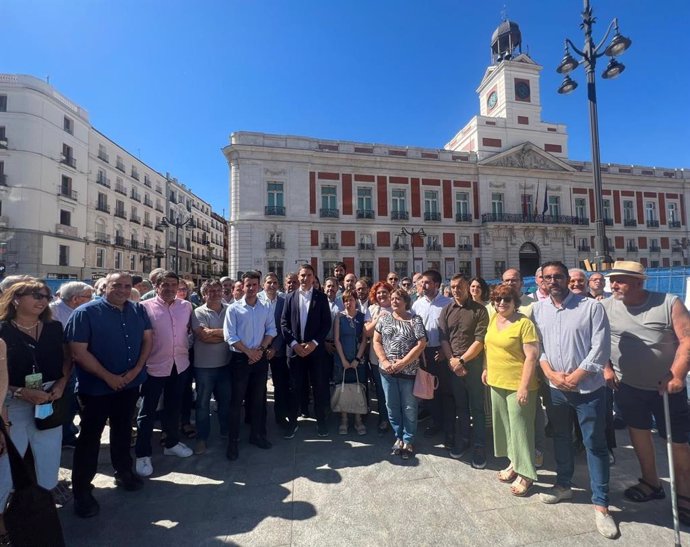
[{"xmin": 446, "ymin": 20, "xmax": 568, "ymax": 160}]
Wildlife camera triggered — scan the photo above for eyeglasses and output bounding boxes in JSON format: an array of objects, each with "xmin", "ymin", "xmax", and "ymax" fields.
[
  {"xmin": 19, "ymin": 292, "xmax": 51, "ymax": 301},
  {"xmin": 493, "ymin": 296, "xmax": 513, "ymax": 303},
  {"xmin": 543, "ymin": 274, "xmax": 566, "ymax": 282}
]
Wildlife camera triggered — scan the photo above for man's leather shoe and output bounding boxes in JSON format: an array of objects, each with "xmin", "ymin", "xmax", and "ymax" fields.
[
  {"xmin": 226, "ymin": 441, "xmax": 239, "ymax": 461},
  {"xmin": 249, "ymin": 437, "xmax": 272, "ymax": 450},
  {"xmin": 74, "ymin": 491, "xmax": 100, "ymax": 518},
  {"xmin": 114, "ymin": 471, "xmax": 144, "ymax": 491}
]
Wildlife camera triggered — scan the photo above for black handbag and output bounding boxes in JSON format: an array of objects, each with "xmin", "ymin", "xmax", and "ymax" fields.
[
  {"xmin": 0, "ymin": 420, "xmax": 66, "ymax": 546},
  {"xmin": 35, "ymin": 393, "xmax": 72, "ymax": 431}
]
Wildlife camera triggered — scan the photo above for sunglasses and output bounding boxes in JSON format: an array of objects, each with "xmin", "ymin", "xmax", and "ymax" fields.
[
  {"xmin": 20, "ymin": 292, "xmax": 51, "ymax": 301},
  {"xmin": 493, "ymin": 296, "xmax": 513, "ymax": 303}
]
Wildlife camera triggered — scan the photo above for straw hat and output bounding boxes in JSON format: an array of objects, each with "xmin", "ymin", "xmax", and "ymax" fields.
[{"xmin": 605, "ymin": 260, "xmax": 647, "ymax": 279}]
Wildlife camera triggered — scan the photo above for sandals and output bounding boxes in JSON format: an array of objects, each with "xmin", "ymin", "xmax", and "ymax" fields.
[
  {"xmin": 623, "ymin": 478, "xmax": 666, "ymax": 502},
  {"xmin": 391, "ymin": 439, "xmax": 403, "ymax": 456},
  {"xmin": 510, "ymin": 476, "xmax": 533, "ymax": 497},
  {"xmin": 401, "ymin": 443, "xmax": 415, "ymax": 460},
  {"xmin": 498, "ymin": 466, "xmax": 518, "ymax": 483}
]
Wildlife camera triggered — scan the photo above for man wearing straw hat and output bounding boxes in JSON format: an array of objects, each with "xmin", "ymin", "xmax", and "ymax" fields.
[{"xmin": 602, "ymin": 260, "xmax": 690, "ymax": 525}]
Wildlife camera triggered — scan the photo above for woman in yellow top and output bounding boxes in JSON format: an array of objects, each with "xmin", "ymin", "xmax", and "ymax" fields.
[{"xmin": 482, "ymin": 284, "xmax": 539, "ymax": 496}]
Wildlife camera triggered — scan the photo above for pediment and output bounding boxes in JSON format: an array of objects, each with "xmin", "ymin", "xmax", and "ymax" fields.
[{"xmin": 480, "ymin": 143, "xmax": 575, "ymax": 172}]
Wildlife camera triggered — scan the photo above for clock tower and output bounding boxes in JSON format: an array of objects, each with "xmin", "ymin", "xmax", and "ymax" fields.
[{"xmin": 446, "ymin": 20, "xmax": 568, "ymax": 160}]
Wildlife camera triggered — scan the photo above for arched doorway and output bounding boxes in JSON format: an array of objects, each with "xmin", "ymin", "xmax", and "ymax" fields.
[{"xmin": 519, "ymin": 242, "xmax": 540, "ymax": 278}]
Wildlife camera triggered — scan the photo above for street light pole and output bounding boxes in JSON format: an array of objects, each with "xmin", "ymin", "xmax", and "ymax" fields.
[
  {"xmin": 556, "ymin": 0, "xmax": 631, "ymax": 270},
  {"xmin": 399, "ymin": 227, "xmax": 426, "ymax": 276},
  {"xmin": 157, "ymin": 215, "xmax": 194, "ymax": 276}
]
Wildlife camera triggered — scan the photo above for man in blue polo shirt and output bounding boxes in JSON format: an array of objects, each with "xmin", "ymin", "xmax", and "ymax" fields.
[{"xmin": 65, "ymin": 271, "xmax": 152, "ymax": 518}]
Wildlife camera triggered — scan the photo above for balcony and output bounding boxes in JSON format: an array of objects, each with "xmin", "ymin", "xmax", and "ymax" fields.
[
  {"xmin": 320, "ymin": 208, "xmax": 339, "ymax": 218},
  {"xmin": 391, "ymin": 210, "xmax": 409, "ymax": 220},
  {"xmin": 626, "ymin": 245, "xmax": 638, "ymax": 253},
  {"xmin": 424, "ymin": 212, "xmax": 441, "ymax": 221},
  {"xmin": 131, "ymin": 170, "xmax": 139, "ymax": 181},
  {"xmin": 96, "ymin": 175, "xmax": 111, "ymax": 188},
  {"xmin": 155, "ymin": 204, "xmax": 164, "ymax": 213},
  {"xmin": 114, "ymin": 209, "xmax": 127, "ymax": 219},
  {"xmin": 60, "ymin": 156, "xmax": 76, "ymax": 169},
  {"xmin": 94, "ymin": 232, "xmax": 110, "ymax": 244},
  {"xmin": 358, "ymin": 243, "xmax": 375, "ymax": 251},
  {"xmin": 58, "ymin": 187, "xmax": 78, "ymax": 200},
  {"xmin": 115, "ymin": 235, "xmax": 126, "ymax": 247},
  {"xmin": 130, "ymin": 191, "xmax": 141, "ymax": 202},
  {"xmin": 481, "ymin": 213, "xmax": 589, "ymax": 226},
  {"xmin": 143, "ymin": 242, "xmax": 152, "ymax": 251},
  {"xmin": 97, "ymin": 151, "xmax": 109, "ymax": 163},
  {"xmin": 130, "ymin": 214, "xmax": 141, "ymax": 224},
  {"xmin": 266, "ymin": 241, "xmax": 285, "ymax": 250},
  {"xmin": 155, "ymin": 224, "xmax": 164, "ymax": 232},
  {"xmin": 156, "ymin": 184, "xmax": 163, "ymax": 195},
  {"xmin": 650, "ymin": 244, "xmax": 661, "ymax": 252},
  {"xmin": 155, "ymin": 244, "xmax": 164, "ymax": 253},
  {"xmin": 672, "ymin": 245, "xmax": 684, "ymax": 253},
  {"xmin": 356, "ymin": 209, "xmax": 375, "ymax": 219},
  {"xmin": 669, "ymin": 220, "xmax": 682, "ymax": 228},
  {"xmin": 130, "ymin": 239, "xmax": 139, "ymax": 249},
  {"xmin": 55, "ymin": 223, "xmax": 78, "ymax": 237},
  {"xmin": 455, "ymin": 213, "xmax": 472, "ymax": 222},
  {"xmin": 393, "ymin": 243, "xmax": 410, "ymax": 251},
  {"xmin": 577, "ymin": 244, "xmax": 591, "ymax": 252},
  {"xmin": 426, "ymin": 243, "xmax": 442, "ymax": 252},
  {"xmin": 604, "ymin": 218, "xmax": 614, "ymax": 226},
  {"xmin": 114, "ymin": 184, "xmax": 127, "ymax": 195},
  {"xmin": 144, "ymin": 176, "xmax": 151, "ymax": 188},
  {"xmin": 144, "ymin": 197, "xmax": 153, "ymax": 208},
  {"xmin": 646, "ymin": 220, "xmax": 660, "ymax": 228},
  {"xmin": 95, "ymin": 203, "xmax": 110, "ymax": 213},
  {"xmin": 0, "ymin": 137, "xmax": 8, "ymax": 149},
  {"xmin": 116, "ymin": 160, "xmax": 126, "ymax": 173},
  {"xmin": 457, "ymin": 244, "xmax": 473, "ymax": 252},
  {"xmin": 143, "ymin": 219, "xmax": 153, "ymax": 228},
  {"xmin": 624, "ymin": 218, "xmax": 637, "ymax": 227},
  {"xmin": 264, "ymin": 205, "xmax": 285, "ymax": 216},
  {"xmin": 320, "ymin": 242, "xmax": 339, "ymax": 250}
]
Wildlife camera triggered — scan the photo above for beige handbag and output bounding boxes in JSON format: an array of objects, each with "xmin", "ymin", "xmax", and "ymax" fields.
[{"xmin": 330, "ymin": 368, "xmax": 368, "ymax": 414}]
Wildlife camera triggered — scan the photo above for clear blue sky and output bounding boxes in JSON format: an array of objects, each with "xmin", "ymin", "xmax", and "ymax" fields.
[{"xmin": 5, "ymin": 0, "xmax": 688, "ymax": 216}]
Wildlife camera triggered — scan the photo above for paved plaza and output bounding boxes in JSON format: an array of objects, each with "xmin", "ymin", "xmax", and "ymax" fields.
[{"xmin": 57, "ymin": 388, "xmax": 689, "ymax": 546}]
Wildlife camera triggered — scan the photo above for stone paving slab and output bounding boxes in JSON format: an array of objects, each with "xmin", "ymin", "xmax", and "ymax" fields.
[{"xmin": 56, "ymin": 406, "xmax": 690, "ymax": 546}]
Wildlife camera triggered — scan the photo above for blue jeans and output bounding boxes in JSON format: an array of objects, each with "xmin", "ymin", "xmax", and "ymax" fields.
[
  {"xmin": 547, "ymin": 387, "xmax": 610, "ymax": 507},
  {"xmin": 194, "ymin": 366, "xmax": 231, "ymax": 441},
  {"xmin": 368, "ymin": 364, "xmax": 388, "ymax": 425},
  {"xmin": 380, "ymin": 373, "xmax": 418, "ymax": 445}
]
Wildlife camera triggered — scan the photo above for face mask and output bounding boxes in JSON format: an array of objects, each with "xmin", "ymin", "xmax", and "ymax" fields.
[{"xmin": 35, "ymin": 403, "xmax": 54, "ymax": 420}]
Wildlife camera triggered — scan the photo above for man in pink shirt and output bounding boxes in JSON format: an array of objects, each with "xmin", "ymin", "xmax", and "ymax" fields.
[{"xmin": 135, "ymin": 271, "xmax": 193, "ymax": 477}]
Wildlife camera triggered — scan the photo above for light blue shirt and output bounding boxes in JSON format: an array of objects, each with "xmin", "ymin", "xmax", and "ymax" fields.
[
  {"xmin": 532, "ymin": 291, "xmax": 610, "ymax": 394},
  {"xmin": 223, "ymin": 296, "xmax": 277, "ymax": 352},
  {"xmin": 411, "ymin": 292, "xmax": 452, "ymax": 347}
]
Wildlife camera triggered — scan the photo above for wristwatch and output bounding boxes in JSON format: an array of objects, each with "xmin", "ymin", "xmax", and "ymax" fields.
[{"xmin": 458, "ymin": 357, "xmax": 466, "ymax": 366}]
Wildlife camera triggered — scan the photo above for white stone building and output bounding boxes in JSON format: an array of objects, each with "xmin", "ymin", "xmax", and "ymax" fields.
[
  {"xmin": 223, "ymin": 22, "xmax": 689, "ymax": 282},
  {"xmin": 0, "ymin": 74, "xmax": 226, "ymax": 282}
]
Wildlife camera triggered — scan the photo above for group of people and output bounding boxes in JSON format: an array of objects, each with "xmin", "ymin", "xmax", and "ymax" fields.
[{"xmin": 0, "ymin": 258, "xmax": 688, "ymax": 542}]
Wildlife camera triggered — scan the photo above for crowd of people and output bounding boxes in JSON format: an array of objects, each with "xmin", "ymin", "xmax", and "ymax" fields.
[{"xmin": 0, "ymin": 258, "xmax": 689, "ymax": 542}]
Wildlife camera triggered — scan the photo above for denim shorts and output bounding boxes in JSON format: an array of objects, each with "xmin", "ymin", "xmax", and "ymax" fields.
[{"xmin": 616, "ymin": 382, "xmax": 690, "ymax": 443}]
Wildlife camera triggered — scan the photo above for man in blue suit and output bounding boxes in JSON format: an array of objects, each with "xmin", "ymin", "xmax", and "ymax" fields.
[
  {"xmin": 259, "ymin": 272, "xmax": 290, "ymax": 429},
  {"xmin": 281, "ymin": 264, "xmax": 332, "ymax": 437}
]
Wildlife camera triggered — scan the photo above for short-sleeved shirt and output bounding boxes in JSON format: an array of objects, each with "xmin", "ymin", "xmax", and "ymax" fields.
[
  {"xmin": 411, "ymin": 293, "xmax": 452, "ymax": 347},
  {"xmin": 485, "ymin": 313, "xmax": 539, "ymax": 391},
  {"xmin": 192, "ymin": 303, "xmax": 231, "ymax": 368},
  {"xmin": 602, "ymin": 291, "xmax": 679, "ymax": 391},
  {"xmin": 141, "ymin": 296, "xmax": 193, "ymax": 377},
  {"xmin": 64, "ymin": 298, "xmax": 152, "ymax": 396},
  {"xmin": 1, "ymin": 320, "xmax": 65, "ymax": 388},
  {"xmin": 375, "ymin": 313, "xmax": 427, "ymax": 378},
  {"xmin": 438, "ymin": 298, "xmax": 489, "ymax": 357}
]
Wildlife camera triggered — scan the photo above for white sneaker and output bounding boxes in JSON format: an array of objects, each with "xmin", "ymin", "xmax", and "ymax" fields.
[
  {"xmin": 135, "ymin": 456, "xmax": 153, "ymax": 477},
  {"xmin": 539, "ymin": 485, "xmax": 573, "ymax": 504},
  {"xmin": 595, "ymin": 509, "xmax": 618, "ymax": 539},
  {"xmin": 163, "ymin": 442, "xmax": 193, "ymax": 458}
]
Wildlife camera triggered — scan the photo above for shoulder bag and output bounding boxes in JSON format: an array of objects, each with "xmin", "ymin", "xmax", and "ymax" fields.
[
  {"xmin": 330, "ymin": 368, "xmax": 368, "ymax": 415},
  {"xmin": 413, "ymin": 353, "xmax": 439, "ymax": 400}
]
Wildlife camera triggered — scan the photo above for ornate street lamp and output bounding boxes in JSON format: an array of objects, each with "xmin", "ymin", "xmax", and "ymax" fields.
[
  {"xmin": 398, "ymin": 227, "xmax": 426, "ymax": 275},
  {"xmin": 156, "ymin": 214, "xmax": 194, "ymax": 276},
  {"xmin": 556, "ymin": 0, "xmax": 631, "ymax": 270}
]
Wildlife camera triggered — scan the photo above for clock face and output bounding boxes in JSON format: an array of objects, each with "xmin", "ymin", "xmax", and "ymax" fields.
[
  {"xmin": 516, "ymin": 81, "xmax": 531, "ymax": 100},
  {"xmin": 487, "ymin": 91, "xmax": 498, "ymax": 110}
]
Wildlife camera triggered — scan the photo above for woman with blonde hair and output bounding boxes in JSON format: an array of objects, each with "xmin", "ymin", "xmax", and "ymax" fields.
[{"xmin": 0, "ymin": 280, "xmax": 72, "ymax": 527}]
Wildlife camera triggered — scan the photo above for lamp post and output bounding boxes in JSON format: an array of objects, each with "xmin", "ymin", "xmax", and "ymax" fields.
[
  {"xmin": 556, "ymin": 0, "xmax": 631, "ymax": 270},
  {"xmin": 156, "ymin": 215, "xmax": 194, "ymax": 276},
  {"xmin": 399, "ymin": 227, "xmax": 426, "ymax": 276}
]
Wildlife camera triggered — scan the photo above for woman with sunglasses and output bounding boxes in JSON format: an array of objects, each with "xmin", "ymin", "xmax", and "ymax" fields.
[
  {"xmin": 482, "ymin": 284, "xmax": 539, "ymax": 496},
  {"xmin": 0, "ymin": 280, "xmax": 72, "ymax": 535},
  {"xmin": 364, "ymin": 281, "xmax": 394, "ymax": 433}
]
